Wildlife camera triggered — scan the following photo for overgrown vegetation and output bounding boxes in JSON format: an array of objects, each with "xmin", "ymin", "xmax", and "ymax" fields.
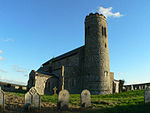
[{"xmin": 4, "ymin": 90, "xmax": 150, "ymax": 113}]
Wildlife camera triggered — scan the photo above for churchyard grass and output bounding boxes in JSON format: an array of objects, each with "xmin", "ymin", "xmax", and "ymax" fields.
[
  {"xmin": 5, "ymin": 90, "xmax": 145, "ymax": 107},
  {"xmin": 3, "ymin": 90, "xmax": 150, "ymax": 113}
]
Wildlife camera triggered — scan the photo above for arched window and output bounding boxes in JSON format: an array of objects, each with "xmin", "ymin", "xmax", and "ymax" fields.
[
  {"xmin": 105, "ymin": 43, "xmax": 107, "ymax": 48},
  {"xmin": 102, "ymin": 26, "xmax": 107, "ymax": 37}
]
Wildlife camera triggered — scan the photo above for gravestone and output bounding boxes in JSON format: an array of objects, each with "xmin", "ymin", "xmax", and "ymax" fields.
[
  {"xmin": 144, "ymin": 88, "xmax": 150, "ymax": 103},
  {"xmin": 25, "ymin": 87, "xmax": 40, "ymax": 108},
  {"xmin": 57, "ymin": 90, "xmax": 70, "ymax": 110},
  {"xmin": 0, "ymin": 87, "xmax": 4, "ymax": 108},
  {"xmin": 32, "ymin": 93, "xmax": 40, "ymax": 108},
  {"xmin": 80, "ymin": 89, "xmax": 91, "ymax": 107},
  {"xmin": 25, "ymin": 92, "xmax": 32, "ymax": 105}
]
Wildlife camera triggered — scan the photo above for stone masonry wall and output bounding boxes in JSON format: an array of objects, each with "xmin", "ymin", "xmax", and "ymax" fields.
[
  {"xmin": 84, "ymin": 13, "xmax": 111, "ymax": 95},
  {"xmin": 35, "ymin": 74, "xmax": 51, "ymax": 95}
]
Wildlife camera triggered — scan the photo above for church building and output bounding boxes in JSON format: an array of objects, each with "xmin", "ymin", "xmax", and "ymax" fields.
[{"xmin": 27, "ymin": 13, "xmax": 121, "ymax": 95}]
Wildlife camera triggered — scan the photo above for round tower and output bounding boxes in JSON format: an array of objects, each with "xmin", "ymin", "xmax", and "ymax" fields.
[{"xmin": 84, "ymin": 13, "xmax": 111, "ymax": 95}]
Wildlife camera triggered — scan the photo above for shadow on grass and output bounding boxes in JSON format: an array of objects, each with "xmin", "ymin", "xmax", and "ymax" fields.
[
  {"xmin": 0, "ymin": 103, "xmax": 150, "ymax": 113},
  {"xmin": 87, "ymin": 102, "xmax": 150, "ymax": 113}
]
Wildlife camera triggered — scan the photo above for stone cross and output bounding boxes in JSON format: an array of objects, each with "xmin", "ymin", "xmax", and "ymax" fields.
[
  {"xmin": 0, "ymin": 87, "xmax": 4, "ymax": 108},
  {"xmin": 62, "ymin": 66, "xmax": 65, "ymax": 90},
  {"xmin": 144, "ymin": 88, "xmax": 150, "ymax": 103},
  {"xmin": 25, "ymin": 87, "xmax": 41, "ymax": 108},
  {"xmin": 53, "ymin": 87, "xmax": 57, "ymax": 95},
  {"xmin": 80, "ymin": 89, "xmax": 91, "ymax": 107},
  {"xmin": 57, "ymin": 89, "xmax": 70, "ymax": 110}
]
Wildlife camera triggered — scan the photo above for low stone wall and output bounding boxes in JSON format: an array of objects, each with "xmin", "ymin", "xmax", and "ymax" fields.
[
  {"xmin": 124, "ymin": 83, "xmax": 150, "ymax": 91},
  {"xmin": 0, "ymin": 81, "xmax": 27, "ymax": 93}
]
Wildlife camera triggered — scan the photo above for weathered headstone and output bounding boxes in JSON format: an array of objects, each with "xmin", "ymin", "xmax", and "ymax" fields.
[
  {"xmin": 144, "ymin": 88, "xmax": 150, "ymax": 103},
  {"xmin": 32, "ymin": 93, "xmax": 40, "ymax": 108},
  {"xmin": 80, "ymin": 89, "xmax": 91, "ymax": 107},
  {"xmin": 25, "ymin": 92, "xmax": 32, "ymax": 105},
  {"xmin": 0, "ymin": 87, "xmax": 4, "ymax": 108},
  {"xmin": 57, "ymin": 90, "xmax": 70, "ymax": 110},
  {"xmin": 25, "ymin": 87, "xmax": 40, "ymax": 108},
  {"xmin": 53, "ymin": 87, "xmax": 57, "ymax": 95}
]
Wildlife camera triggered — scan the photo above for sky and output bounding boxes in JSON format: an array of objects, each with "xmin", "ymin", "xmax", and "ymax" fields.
[{"xmin": 0, "ymin": 0, "xmax": 150, "ymax": 85}]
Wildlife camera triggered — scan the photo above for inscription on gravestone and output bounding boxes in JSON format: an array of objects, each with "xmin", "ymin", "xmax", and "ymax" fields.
[
  {"xmin": 57, "ymin": 90, "xmax": 70, "ymax": 110},
  {"xmin": 0, "ymin": 87, "xmax": 4, "ymax": 108},
  {"xmin": 144, "ymin": 88, "xmax": 150, "ymax": 103},
  {"xmin": 80, "ymin": 89, "xmax": 91, "ymax": 107},
  {"xmin": 25, "ymin": 87, "xmax": 40, "ymax": 108}
]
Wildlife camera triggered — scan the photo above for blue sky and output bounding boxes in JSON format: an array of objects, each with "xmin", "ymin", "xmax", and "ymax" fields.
[{"xmin": 0, "ymin": 0, "xmax": 150, "ymax": 85}]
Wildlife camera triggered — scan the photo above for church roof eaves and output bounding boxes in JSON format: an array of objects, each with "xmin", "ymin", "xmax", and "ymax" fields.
[{"xmin": 43, "ymin": 45, "xmax": 84, "ymax": 66}]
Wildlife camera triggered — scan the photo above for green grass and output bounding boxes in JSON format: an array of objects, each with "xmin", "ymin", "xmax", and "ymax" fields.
[
  {"xmin": 40, "ymin": 90, "xmax": 145, "ymax": 107},
  {"xmin": 5, "ymin": 91, "xmax": 25, "ymax": 97},
  {"xmin": 4, "ymin": 90, "xmax": 150, "ymax": 113}
]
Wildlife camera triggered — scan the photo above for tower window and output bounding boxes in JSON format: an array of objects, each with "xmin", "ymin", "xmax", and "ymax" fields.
[
  {"xmin": 102, "ymin": 26, "xmax": 107, "ymax": 37},
  {"xmin": 104, "ymin": 71, "xmax": 108, "ymax": 77},
  {"xmin": 105, "ymin": 43, "xmax": 107, "ymax": 48},
  {"xmin": 102, "ymin": 26, "xmax": 103, "ymax": 35}
]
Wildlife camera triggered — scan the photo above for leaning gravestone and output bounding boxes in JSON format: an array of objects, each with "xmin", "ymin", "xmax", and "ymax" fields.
[
  {"xmin": 57, "ymin": 90, "xmax": 70, "ymax": 110},
  {"xmin": 25, "ymin": 87, "xmax": 40, "ymax": 108},
  {"xmin": 80, "ymin": 89, "xmax": 91, "ymax": 107},
  {"xmin": 0, "ymin": 87, "xmax": 4, "ymax": 108},
  {"xmin": 144, "ymin": 88, "xmax": 150, "ymax": 103}
]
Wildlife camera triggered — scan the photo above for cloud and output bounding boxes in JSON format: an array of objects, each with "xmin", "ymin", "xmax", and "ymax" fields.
[
  {"xmin": 0, "ymin": 78, "xmax": 26, "ymax": 85},
  {"xmin": 98, "ymin": 7, "xmax": 123, "ymax": 18},
  {"xmin": 1, "ymin": 38, "xmax": 14, "ymax": 42},
  {"xmin": 16, "ymin": 70, "xmax": 27, "ymax": 73},
  {"xmin": 0, "ymin": 56, "xmax": 4, "ymax": 61},
  {"xmin": 13, "ymin": 65, "xmax": 28, "ymax": 73},
  {"xmin": 0, "ymin": 69, "xmax": 7, "ymax": 73},
  {"xmin": 0, "ymin": 50, "xmax": 2, "ymax": 54}
]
